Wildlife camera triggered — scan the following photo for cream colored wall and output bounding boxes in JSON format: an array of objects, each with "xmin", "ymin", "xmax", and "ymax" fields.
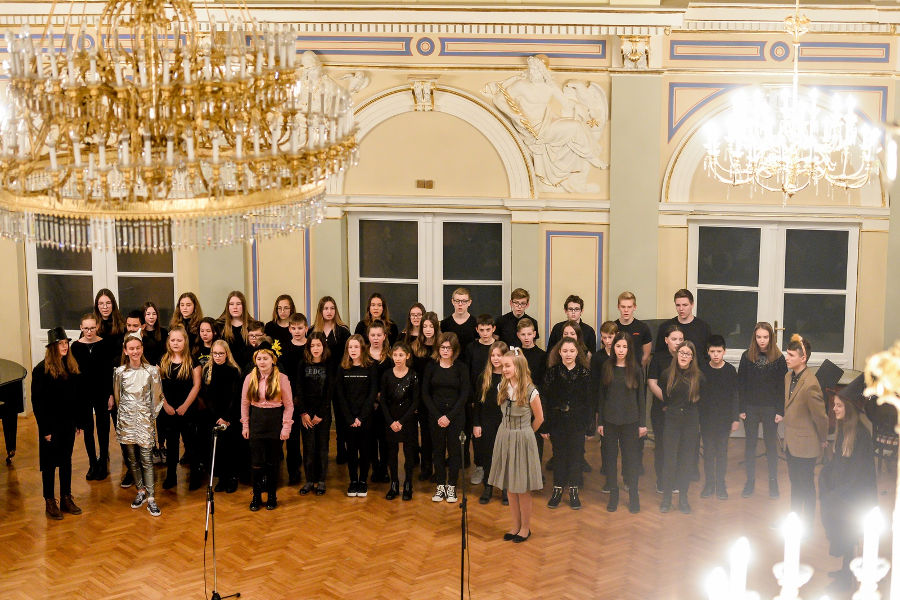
[
  {"xmin": 656, "ymin": 227, "xmax": 688, "ymax": 319},
  {"xmin": 540, "ymin": 223, "xmax": 610, "ymax": 343},
  {"xmin": 511, "ymin": 222, "xmax": 542, "ymax": 340},
  {"xmin": 310, "ymin": 217, "xmax": 349, "ymax": 322},
  {"xmin": 855, "ymin": 231, "xmax": 888, "ymax": 368},
  {"xmin": 345, "ymin": 111, "xmax": 509, "ymax": 198},
  {"xmin": 255, "ymin": 231, "xmax": 309, "ymax": 320},
  {"xmin": 0, "ymin": 239, "xmax": 32, "ymax": 409}
]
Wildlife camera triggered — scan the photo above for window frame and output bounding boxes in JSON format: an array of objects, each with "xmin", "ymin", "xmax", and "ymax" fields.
[
  {"xmin": 687, "ymin": 219, "xmax": 858, "ymax": 367},
  {"xmin": 25, "ymin": 221, "xmax": 178, "ymax": 361},
  {"xmin": 347, "ymin": 211, "xmax": 511, "ymax": 326}
]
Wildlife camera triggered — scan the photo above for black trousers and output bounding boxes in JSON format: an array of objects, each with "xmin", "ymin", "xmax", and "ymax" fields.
[
  {"xmin": 417, "ymin": 409, "xmax": 432, "ymax": 469},
  {"xmin": 333, "ymin": 396, "xmax": 349, "ymax": 461},
  {"xmin": 475, "ymin": 419, "xmax": 501, "ymax": 484},
  {"xmin": 211, "ymin": 424, "xmax": 240, "ymax": 481},
  {"xmin": 370, "ymin": 409, "xmax": 388, "ymax": 477},
  {"xmin": 650, "ymin": 403, "xmax": 665, "ymax": 485},
  {"xmin": 661, "ymin": 408, "xmax": 699, "ymax": 495},
  {"xmin": 83, "ymin": 396, "xmax": 113, "ymax": 464},
  {"xmin": 463, "ymin": 401, "xmax": 474, "ymax": 468},
  {"xmin": 301, "ymin": 419, "xmax": 331, "ymax": 483},
  {"xmin": 249, "ymin": 437, "xmax": 282, "ymax": 497},
  {"xmin": 285, "ymin": 420, "xmax": 303, "ymax": 480},
  {"xmin": 701, "ymin": 417, "xmax": 731, "ymax": 488},
  {"xmin": 550, "ymin": 412, "xmax": 585, "ymax": 488},
  {"xmin": 603, "ymin": 421, "xmax": 641, "ymax": 492},
  {"xmin": 786, "ymin": 449, "xmax": 817, "ymax": 520},
  {"xmin": 40, "ymin": 434, "xmax": 75, "ymax": 499},
  {"xmin": 160, "ymin": 412, "xmax": 197, "ymax": 480},
  {"xmin": 387, "ymin": 435, "xmax": 416, "ymax": 482},
  {"xmin": 431, "ymin": 419, "xmax": 463, "ymax": 486},
  {"xmin": 743, "ymin": 405, "xmax": 779, "ymax": 482},
  {"xmin": 2, "ymin": 410, "xmax": 18, "ymax": 454},
  {"xmin": 346, "ymin": 419, "xmax": 372, "ymax": 483}
]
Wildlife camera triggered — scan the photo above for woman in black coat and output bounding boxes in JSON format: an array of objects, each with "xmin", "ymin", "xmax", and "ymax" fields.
[
  {"xmin": 819, "ymin": 388, "xmax": 877, "ymax": 590},
  {"xmin": 32, "ymin": 327, "xmax": 84, "ymax": 520},
  {"xmin": 202, "ymin": 340, "xmax": 244, "ymax": 494},
  {"xmin": 379, "ymin": 342, "xmax": 419, "ymax": 500}
]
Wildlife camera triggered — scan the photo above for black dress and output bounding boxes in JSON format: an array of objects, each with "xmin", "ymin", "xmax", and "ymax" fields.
[
  {"xmin": 819, "ymin": 423, "xmax": 877, "ymax": 557},
  {"xmin": 201, "ymin": 363, "xmax": 242, "ymax": 482}
]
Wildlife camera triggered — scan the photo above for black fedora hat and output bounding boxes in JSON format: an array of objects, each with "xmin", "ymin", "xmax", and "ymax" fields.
[{"xmin": 46, "ymin": 327, "xmax": 71, "ymax": 347}]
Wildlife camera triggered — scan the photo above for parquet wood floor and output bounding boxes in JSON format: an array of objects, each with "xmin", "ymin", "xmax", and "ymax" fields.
[{"xmin": 0, "ymin": 417, "xmax": 895, "ymax": 600}]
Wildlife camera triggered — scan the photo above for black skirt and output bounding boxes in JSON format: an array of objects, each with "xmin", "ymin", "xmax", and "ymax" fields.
[{"xmin": 249, "ymin": 405, "xmax": 284, "ymax": 440}]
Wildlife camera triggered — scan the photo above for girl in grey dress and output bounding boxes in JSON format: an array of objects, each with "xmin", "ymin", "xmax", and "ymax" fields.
[{"xmin": 488, "ymin": 348, "xmax": 544, "ymax": 543}]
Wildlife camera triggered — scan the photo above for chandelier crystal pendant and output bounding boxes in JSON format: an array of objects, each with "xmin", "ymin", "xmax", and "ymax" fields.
[
  {"xmin": 0, "ymin": 0, "xmax": 358, "ymax": 251},
  {"xmin": 702, "ymin": 0, "xmax": 881, "ymax": 199}
]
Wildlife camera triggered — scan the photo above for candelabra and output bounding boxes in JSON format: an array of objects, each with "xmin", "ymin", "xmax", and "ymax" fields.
[{"xmin": 0, "ymin": 0, "xmax": 358, "ymax": 251}]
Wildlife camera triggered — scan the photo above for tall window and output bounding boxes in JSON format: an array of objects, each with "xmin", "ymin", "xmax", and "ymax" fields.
[
  {"xmin": 26, "ymin": 225, "xmax": 176, "ymax": 359},
  {"xmin": 348, "ymin": 214, "xmax": 510, "ymax": 325},
  {"xmin": 689, "ymin": 222, "xmax": 857, "ymax": 366}
]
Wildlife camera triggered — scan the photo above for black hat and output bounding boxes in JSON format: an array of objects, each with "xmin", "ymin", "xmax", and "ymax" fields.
[
  {"xmin": 837, "ymin": 373, "xmax": 868, "ymax": 414},
  {"xmin": 46, "ymin": 327, "xmax": 71, "ymax": 347}
]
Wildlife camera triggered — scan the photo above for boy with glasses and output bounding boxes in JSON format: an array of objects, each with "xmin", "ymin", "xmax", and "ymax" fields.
[
  {"xmin": 440, "ymin": 288, "xmax": 478, "ymax": 350},
  {"xmin": 548, "ymin": 295, "xmax": 596, "ymax": 353},
  {"xmin": 496, "ymin": 288, "xmax": 541, "ymax": 348}
]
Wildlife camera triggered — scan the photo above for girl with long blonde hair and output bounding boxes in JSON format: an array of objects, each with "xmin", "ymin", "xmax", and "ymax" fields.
[
  {"xmin": 241, "ymin": 345, "xmax": 294, "ymax": 511},
  {"xmin": 201, "ymin": 340, "xmax": 242, "ymax": 493},
  {"xmin": 487, "ymin": 348, "xmax": 544, "ymax": 542},
  {"xmin": 159, "ymin": 326, "xmax": 202, "ymax": 491}
]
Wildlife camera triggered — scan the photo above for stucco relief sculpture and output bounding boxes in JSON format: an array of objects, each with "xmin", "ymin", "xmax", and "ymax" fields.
[{"xmin": 482, "ymin": 55, "xmax": 608, "ymax": 193}]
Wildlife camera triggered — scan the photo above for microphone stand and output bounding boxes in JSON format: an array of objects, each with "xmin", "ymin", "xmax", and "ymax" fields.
[
  {"xmin": 205, "ymin": 426, "xmax": 240, "ymax": 600},
  {"xmin": 458, "ymin": 430, "xmax": 468, "ymax": 600}
]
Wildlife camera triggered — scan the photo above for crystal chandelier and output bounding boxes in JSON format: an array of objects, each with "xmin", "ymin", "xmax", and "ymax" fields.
[
  {"xmin": 0, "ymin": 0, "xmax": 357, "ymax": 252},
  {"xmin": 703, "ymin": 0, "xmax": 881, "ymax": 198}
]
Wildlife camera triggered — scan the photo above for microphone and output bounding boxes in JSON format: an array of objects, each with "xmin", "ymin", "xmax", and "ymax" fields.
[
  {"xmin": 458, "ymin": 431, "xmax": 466, "ymax": 444},
  {"xmin": 212, "ymin": 423, "xmax": 227, "ymax": 433}
]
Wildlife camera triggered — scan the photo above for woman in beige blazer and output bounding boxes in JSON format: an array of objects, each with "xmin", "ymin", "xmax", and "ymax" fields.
[{"xmin": 783, "ymin": 334, "xmax": 828, "ymax": 524}]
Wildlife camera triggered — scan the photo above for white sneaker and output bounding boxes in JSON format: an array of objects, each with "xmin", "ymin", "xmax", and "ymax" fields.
[
  {"xmin": 131, "ymin": 490, "xmax": 148, "ymax": 509},
  {"xmin": 147, "ymin": 499, "xmax": 161, "ymax": 517},
  {"xmin": 470, "ymin": 466, "xmax": 484, "ymax": 485},
  {"xmin": 445, "ymin": 485, "xmax": 458, "ymax": 503},
  {"xmin": 431, "ymin": 484, "xmax": 446, "ymax": 502}
]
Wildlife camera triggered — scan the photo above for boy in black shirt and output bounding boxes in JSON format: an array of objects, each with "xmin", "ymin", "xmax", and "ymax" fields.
[
  {"xmin": 440, "ymin": 287, "xmax": 478, "ymax": 350},
  {"xmin": 495, "ymin": 288, "xmax": 540, "ymax": 348},
  {"xmin": 647, "ymin": 324, "xmax": 684, "ymax": 493},
  {"xmin": 699, "ymin": 335, "xmax": 740, "ymax": 500},
  {"xmin": 465, "ymin": 314, "xmax": 496, "ymax": 483},
  {"xmin": 517, "ymin": 318, "xmax": 547, "ymax": 463},
  {"xmin": 654, "ymin": 289, "xmax": 712, "ymax": 360},
  {"xmin": 279, "ymin": 313, "xmax": 308, "ymax": 485},
  {"xmin": 614, "ymin": 291, "xmax": 652, "ymax": 367},
  {"xmin": 548, "ymin": 294, "xmax": 596, "ymax": 353}
]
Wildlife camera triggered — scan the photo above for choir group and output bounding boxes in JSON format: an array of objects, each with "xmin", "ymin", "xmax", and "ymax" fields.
[{"xmin": 27, "ymin": 283, "xmax": 877, "ymax": 569}]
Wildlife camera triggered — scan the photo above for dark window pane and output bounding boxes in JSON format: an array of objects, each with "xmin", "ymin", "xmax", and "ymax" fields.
[
  {"xmin": 359, "ymin": 282, "xmax": 420, "ymax": 326},
  {"xmin": 697, "ymin": 227, "xmax": 760, "ymax": 287},
  {"xmin": 443, "ymin": 222, "xmax": 502, "ymax": 281},
  {"xmin": 35, "ymin": 246, "xmax": 92, "ymax": 271},
  {"xmin": 116, "ymin": 250, "xmax": 173, "ymax": 273},
  {"xmin": 783, "ymin": 294, "xmax": 845, "ymax": 354},
  {"xmin": 443, "ymin": 284, "xmax": 503, "ymax": 320},
  {"xmin": 696, "ymin": 289, "xmax": 759, "ymax": 351},
  {"xmin": 117, "ymin": 276, "xmax": 175, "ymax": 325},
  {"xmin": 37, "ymin": 274, "xmax": 94, "ymax": 329},
  {"xmin": 784, "ymin": 230, "xmax": 848, "ymax": 290},
  {"xmin": 359, "ymin": 220, "xmax": 418, "ymax": 279}
]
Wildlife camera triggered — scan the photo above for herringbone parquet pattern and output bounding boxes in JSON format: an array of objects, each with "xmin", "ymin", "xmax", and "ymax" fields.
[{"xmin": 0, "ymin": 417, "xmax": 894, "ymax": 600}]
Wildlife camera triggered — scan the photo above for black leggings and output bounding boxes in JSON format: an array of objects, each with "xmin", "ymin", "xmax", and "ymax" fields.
[
  {"xmin": 250, "ymin": 437, "xmax": 282, "ymax": 497},
  {"xmin": 83, "ymin": 397, "xmax": 113, "ymax": 463},
  {"xmin": 387, "ymin": 437, "xmax": 416, "ymax": 482},
  {"xmin": 430, "ymin": 419, "xmax": 463, "ymax": 486},
  {"xmin": 603, "ymin": 421, "xmax": 641, "ymax": 492},
  {"xmin": 301, "ymin": 419, "xmax": 331, "ymax": 483},
  {"xmin": 476, "ymin": 420, "xmax": 500, "ymax": 484},
  {"xmin": 40, "ymin": 435, "xmax": 74, "ymax": 499},
  {"xmin": 550, "ymin": 413, "xmax": 585, "ymax": 488},
  {"xmin": 346, "ymin": 420, "xmax": 372, "ymax": 483}
]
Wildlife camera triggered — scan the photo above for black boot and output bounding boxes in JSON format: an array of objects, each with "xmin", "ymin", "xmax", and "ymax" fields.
[
  {"xmin": 660, "ymin": 492, "xmax": 672, "ymax": 513},
  {"xmin": 85, "ymin": 460, "xmax": 97, "ymax": 481},
  {"xmin": 418, "ymin": 463, "xmax": 433, "ymax": 482},
  {"xmin": 402, "ymin": 481, "xmax": 413, "ymax": 501},
  {"xmin": 266, "ymin": 466, "xmax": 279, "ymax": 510},
  {"xmin": 769, "ymin": 477, "xmax": 780, "ymax": 498},
  {"xmin": 547, "ymin": 486, "xmax": 563, "ymax": 509},
  {"xmin": 678, "ymin": 492, "xmax": 692, "ymax": 514},
  {"xmin": 249, "ymin": 470, "xmax": 262, "ymax": 512},
  {"xmin": 568, "ymin": 486, "xmax": 582, "ymax": 510},
  {"xmin": 386, "ymin": 481, "xmax": 400, "ymax": 500},
  {"xmin": 700, "ymin": 481, "xmax": 715, "ymax": 498},
  {"xmin": 628, "ymin": 489, "xmax": 640, "ymax": 513},
  {"xmin": 741, "ymin": 479, "xmax": 754, "ymax": 498},
  {"xmin": 606, "ymin": 488, "xmax": 619, "ymax": 512},
  {"xmin": 479, "ymin": 484, "xmax": 493, "ymax": 505}
]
